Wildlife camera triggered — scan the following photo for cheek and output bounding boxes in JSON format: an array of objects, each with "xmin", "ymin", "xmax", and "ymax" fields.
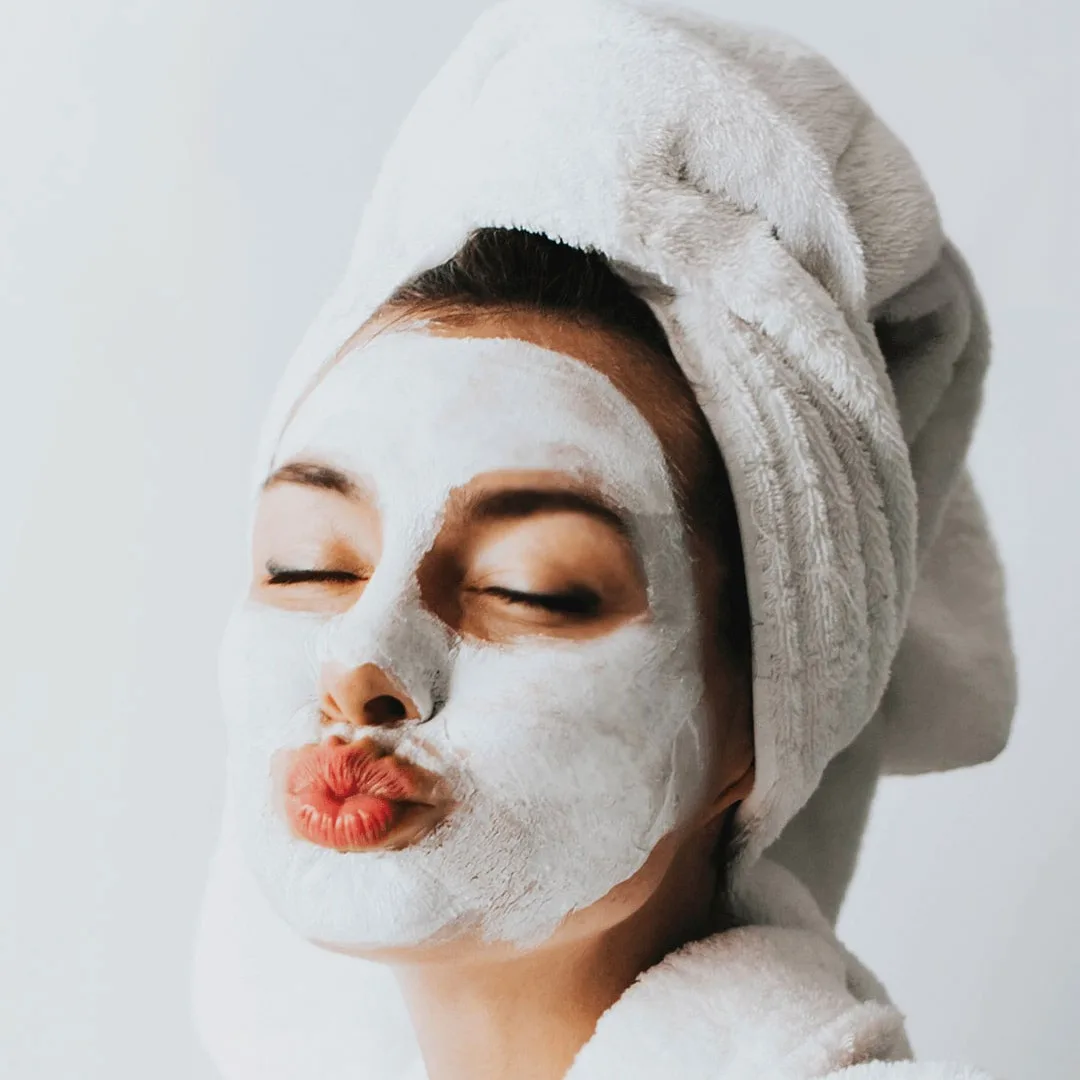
[
  {"xmin": 218, "ymin": 602, "xmax": 326, "ymax": 757},
  {"xmin": 441, "ymin": 624, "xmax": 711, "ymax": 827}
]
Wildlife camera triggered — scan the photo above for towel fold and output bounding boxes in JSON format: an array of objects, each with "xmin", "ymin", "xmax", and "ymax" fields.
[
  {"xmin": 194, "ymin": 4, "xmax": 1016, "ymax": 1074},
  {"xmin": 251, "ymin": 0, "xmax": 1016, "ymax": 871}
]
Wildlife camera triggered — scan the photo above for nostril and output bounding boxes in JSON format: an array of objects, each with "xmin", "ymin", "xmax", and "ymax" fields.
[
  {"xmin": 363, "ymin": 694, "xmax": 409, "ymax": 725},
  {"xmin": 320, "ymin": 662, "xmax": 419, "ymax": 727}
]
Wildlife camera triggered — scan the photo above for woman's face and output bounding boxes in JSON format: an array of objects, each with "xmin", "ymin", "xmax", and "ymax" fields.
[{"xmin": 219, "ymin": 312, "xmax": 749, "ymax": 953}]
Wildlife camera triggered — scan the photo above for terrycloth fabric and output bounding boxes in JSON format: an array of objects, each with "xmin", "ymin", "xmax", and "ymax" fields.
[
  {"xmin": 194, "ymin": 0, "xmax": 1015, "ymax": 1074},
  {"xmin": 247, "ymin": 0, "xmax": 1015, "ymax": 878},
  {"xmin": 561, "ymin": 858, "xmax": 993, "ymax": 1080},
  {"xmin": 195, "ymin": 835, "xmax": 996, "ymax": 1080}
]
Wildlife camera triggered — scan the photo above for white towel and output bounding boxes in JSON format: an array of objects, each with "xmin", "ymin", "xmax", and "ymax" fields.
[
  {"xmin": 195, "ymin": 1, "xmax": 1016, "ymax": 1074},
  {"xmin": 194, "ymin": 832, "xmax": 997, "ymax": 1079},
  {"xmin": 249, "ymin": 0, "xmax": 1016, "ymax": 870}
]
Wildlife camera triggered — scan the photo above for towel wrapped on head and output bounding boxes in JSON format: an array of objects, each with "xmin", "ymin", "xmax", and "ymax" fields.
[
  {"xmin": 195, "ymin": 2, "xmax": 1017, "ymax": 1073},
  {"xmin": 251, "ymin": 0, "xmax": 1016, "ymax": 894}
]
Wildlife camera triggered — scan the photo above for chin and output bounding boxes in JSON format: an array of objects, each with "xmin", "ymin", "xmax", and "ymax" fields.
[{"xmin": 234, "ymin": 797, "xmax": 472, "ymax": 950}]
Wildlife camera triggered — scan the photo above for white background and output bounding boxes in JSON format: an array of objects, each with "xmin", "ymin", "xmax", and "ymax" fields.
[{"xmin": 1, "ymin": 2, "xmax": 1076, "ymax": 1078}]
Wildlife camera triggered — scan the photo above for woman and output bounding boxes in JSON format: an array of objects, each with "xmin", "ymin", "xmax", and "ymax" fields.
[{"xmin": 194, "ymin": 2, "xmax": 1016, "ymax": 1077}]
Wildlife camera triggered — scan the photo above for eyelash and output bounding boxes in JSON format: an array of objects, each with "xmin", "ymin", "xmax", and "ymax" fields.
[
  {"xmin": 265, "ymin": 567, "xmax": 365, "ymax": 586},
  {"xmin": 265, "ymin": 567, "xmax": 602, "ymax": 617},
  {"xmin": 479, "ymin": 585, "xmax": 602, "ymax": 616}
]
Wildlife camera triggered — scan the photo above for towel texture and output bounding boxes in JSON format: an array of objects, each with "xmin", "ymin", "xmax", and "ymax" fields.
[
  {"xmin": 560, "ymin": 857, "xmax": 994, "ymax": 1080},
  {"xmin": 195, "ymin": 2, "xmax": 1015, "ymax": 1075},
  {"xmin": 195, "ymin": 834, "xmax": 997, "ymax": 1079},
  {"xmin": 249, "ymin": 0, "xmax": 1016, "ymax": 875}
]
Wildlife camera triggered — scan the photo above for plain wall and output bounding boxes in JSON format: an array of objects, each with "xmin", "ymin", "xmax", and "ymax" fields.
[{"xmin": 1, "ymin": 2, "xmax": 1076, "ymax": 1078}]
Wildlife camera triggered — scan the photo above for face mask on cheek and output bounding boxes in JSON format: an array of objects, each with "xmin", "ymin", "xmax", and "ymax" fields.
[{"xmin": 218, "ymin": 332, "xmax": 713, "ymax": 950}]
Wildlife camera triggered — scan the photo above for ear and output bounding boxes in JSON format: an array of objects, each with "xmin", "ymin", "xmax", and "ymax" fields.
[
  {"xmin": 692, "ymin": 747, "xmax": 755, "ymax": 837},
  {"xmin": 712, "ymin": 754, "xmax": 755, "ymax": 817},
  {"xmin": 701, "ymin": 655, "xmax": 755, "ymax": 823}
]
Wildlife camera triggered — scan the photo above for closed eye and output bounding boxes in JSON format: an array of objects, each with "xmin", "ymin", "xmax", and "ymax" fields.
[
  {"xmin": 477, "ymin": 585, "xmax": 602, "ymax": 617},
  {"xmin": 265, "ymin": 563, "xmax": 366, "ymax": 586}
]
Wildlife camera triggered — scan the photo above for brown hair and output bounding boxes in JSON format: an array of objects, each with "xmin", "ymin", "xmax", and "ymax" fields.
[
  {"xmin": 371, "ymin": 226, "xmax": 755, "ymax": 914},
  {"xmin": 372, "ymin": 227, "xmax": 752, "ymax": 672}
]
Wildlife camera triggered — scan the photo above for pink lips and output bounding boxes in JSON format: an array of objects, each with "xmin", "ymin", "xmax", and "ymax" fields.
[{"xmin": 282, "ymin": 737, "xmax": 430, "ymax": 851}]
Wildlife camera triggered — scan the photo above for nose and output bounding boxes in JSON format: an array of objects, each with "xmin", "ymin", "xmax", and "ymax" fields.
[{"xmin": 318, "ymin": 662, "xmax": 421, "ymax": 727}]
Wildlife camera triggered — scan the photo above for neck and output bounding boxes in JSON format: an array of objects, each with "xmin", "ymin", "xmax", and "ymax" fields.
[
  {"xmin": 392, "ymin": 933, "xmax": 631, "ymax": 1080},
  {"xmin": 390, "ymin": 833, "xmax": 719, "ymax": 1080}
]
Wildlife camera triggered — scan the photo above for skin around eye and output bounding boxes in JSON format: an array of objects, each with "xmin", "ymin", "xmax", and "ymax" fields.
[
  {"xmin": 474, "ymin": 584, "xmax": 604, "ymax": 618},
  {"xmin": 248, "ymin": 483, "xmax": 378, "ymax": 613},
  {"xmin": 254, "ymin": 562, "xmax": 370, "ymax": 612},
  {"xmin": 248, "ymin": 466, "xmax": 649, "ymax": 638},
  {"xmin": 446, "ymin": 511, "xmax": 648, "ymax": 641}
]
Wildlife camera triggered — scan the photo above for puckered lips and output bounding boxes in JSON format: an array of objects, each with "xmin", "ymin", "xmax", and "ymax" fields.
[{"xmin": 281, "ymin": 736, "xmax": 446, "ymax": 851}]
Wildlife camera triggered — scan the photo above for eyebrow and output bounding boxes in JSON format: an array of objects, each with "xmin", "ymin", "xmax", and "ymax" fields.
[
  {"xmin": 262, "ymin": 461, "xmax": 364, "ymax": 499},
  {"xmin": 461, "ymin": 487, "xmax": 631, "ymax": 537},
  {"xmin": 262, "ymin": 461, "xmax": 630, "ymax": 537}
]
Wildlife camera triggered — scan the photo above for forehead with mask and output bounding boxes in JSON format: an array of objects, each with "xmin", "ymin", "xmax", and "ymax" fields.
[
  {"xmin": 195, "ymin": 4, "xmax": 1016, "ymax": 1077},
  {"xmin": 219, "ymin": 228, "xmax": 754, "ymax": 955}
]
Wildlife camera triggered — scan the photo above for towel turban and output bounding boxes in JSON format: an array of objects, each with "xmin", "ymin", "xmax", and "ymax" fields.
[
  {"xmin": 193, "ymin": 5, "xmax": 1020, "ymax": 1073},
  {"xmin": 249, "ymin": 0, "xmax": 1016, "ymax": 875}
]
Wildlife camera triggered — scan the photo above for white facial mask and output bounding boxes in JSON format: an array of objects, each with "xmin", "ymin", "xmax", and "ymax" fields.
[{"xmin": 219, "ymin": 330, "xmax": 712, "ymax": 948}]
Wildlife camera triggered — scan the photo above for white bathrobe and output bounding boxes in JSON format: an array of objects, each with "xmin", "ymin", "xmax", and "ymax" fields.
[
  {"xmin": 193, "ymin": 2, "xmax": 1015, "ymax": 1076},
  {"xmin": 196, "ymin": 833, "xmax": 994, "ymax": 1079},
  {"xmin": 562, "ymin": 857, "xmax": 993, "ymax": 1080}
]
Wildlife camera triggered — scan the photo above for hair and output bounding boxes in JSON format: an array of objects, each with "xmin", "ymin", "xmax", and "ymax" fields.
[
  {"xmin": 366, "ymin": 226, "xmax": 754, "ymax": 917},
  {"xmin": 371, "ymin": 227, "xmax": 752, "ymax": 672}
]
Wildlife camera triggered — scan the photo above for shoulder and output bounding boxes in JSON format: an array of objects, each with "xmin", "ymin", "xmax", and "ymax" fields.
[
  {"xmin": 565, "ymin": 858, "xmax": 996, "ymax": 1080},
  {"xmin": 566, "ymin": 920, "xmax": 908, "ymax": 1079}
]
